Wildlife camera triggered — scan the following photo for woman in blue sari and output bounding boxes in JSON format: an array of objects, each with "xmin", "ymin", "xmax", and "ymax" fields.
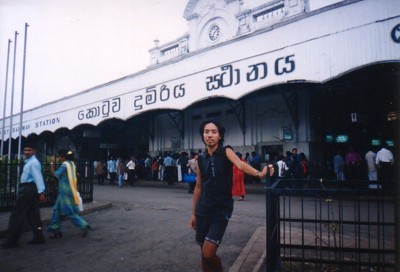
[{"xmin": 47, "ymin": 149, "xmax": 92, "ymax": 238}]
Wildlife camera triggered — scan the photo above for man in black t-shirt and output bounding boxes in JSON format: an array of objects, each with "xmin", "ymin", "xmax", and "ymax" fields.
[{"xmin": 189, "ymin": 119, "xmax": 274, "ymax": 272}]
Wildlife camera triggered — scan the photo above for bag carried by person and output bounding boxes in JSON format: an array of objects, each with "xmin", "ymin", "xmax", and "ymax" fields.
[
  {"xmin": 183, "ymin": 173, "xmax": 196, "ymax": 183},
  {"xmin": 77, "ymin": 192, "xmax": 84, "ymax": 212},
  {"xmin": 280, "ymin": 166, "xmax": 289, "ymax": 178},
  {"xmin": 278, "ymin": 160, "xmax": 289, "ymax": 178}
]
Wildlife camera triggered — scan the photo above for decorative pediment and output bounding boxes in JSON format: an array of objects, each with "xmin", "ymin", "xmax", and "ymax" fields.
[
  {"xmin": 148, "ymin": 0, "xmax": 311, "ymax": 65},
  {"xmin": 183, "ymin": 0, "xmax": 237, "ymax": 21},
  {"xmin": 183, "ymin": 0, "xmax": 199, "ymax": 20}
]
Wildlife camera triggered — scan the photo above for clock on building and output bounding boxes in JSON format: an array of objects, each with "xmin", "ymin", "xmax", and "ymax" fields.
[{"xmin": 208, "ymin": 25, "xmax": 220, "ymax": 41}]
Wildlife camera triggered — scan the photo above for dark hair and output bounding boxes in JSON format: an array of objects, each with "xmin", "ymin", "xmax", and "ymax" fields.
[
  {"xmin": 24, "ymin": 142, "xmax": 36, "ymax": 149},
  {"xmin": 25, "ymin": 135, "xmax": 38, "ymax": 149},
  {"xmin": 199, "ymin": 119, "xmax": 225, "ymax": 146},
  {"xmin": 58, "ymin": 149, "xmax": 74, "ymax": 161}
]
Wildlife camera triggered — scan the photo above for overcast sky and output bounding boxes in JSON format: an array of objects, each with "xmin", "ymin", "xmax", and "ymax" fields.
[
  {"xmin": 0, "ymin": 0, "xmax": 188, "ymax": 114},
  {"xmin": 0, "ymin": 0, "xmax": 340, "ymax": 116}
]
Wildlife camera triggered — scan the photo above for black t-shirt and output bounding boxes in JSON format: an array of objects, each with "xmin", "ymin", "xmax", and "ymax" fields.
[{"xmin": 195, "ymin": 146, "xmax": 234, "ymax": 217}]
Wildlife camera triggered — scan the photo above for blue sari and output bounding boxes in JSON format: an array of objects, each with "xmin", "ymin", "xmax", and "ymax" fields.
[{"xmin": 47, "ymin": 161, "xmax": 89, "ymax": 233}]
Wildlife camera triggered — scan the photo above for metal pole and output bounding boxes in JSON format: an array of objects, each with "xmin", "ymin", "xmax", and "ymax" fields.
[
  {"xmin": 0, "ymin": 39, "xmax": 12, "ymax": 158},
  {"xmin": 266, "ymin": 180, "xmax": 280, "ymax": 272},
  {"xmin": 18, "ymin": 23, "xmax": 29, "ymax": 160},
  {"xmin": 8, "ymin": 31, "xmax": 18, "ymax": 161},
  {"xmin": 396, "ymin": 181, "xmax": 400, "ymax": 271}
]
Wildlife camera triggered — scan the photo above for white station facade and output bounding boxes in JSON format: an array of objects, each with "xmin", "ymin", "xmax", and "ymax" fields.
[{"xmin": 1, "ymin": 0, "xmax": 399, "ymax": 172}]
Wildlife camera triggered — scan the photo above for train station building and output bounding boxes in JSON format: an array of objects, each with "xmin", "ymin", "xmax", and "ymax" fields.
[{"xmin": 1, "ymin": 0, "xmax": 399, "ymax": 177}]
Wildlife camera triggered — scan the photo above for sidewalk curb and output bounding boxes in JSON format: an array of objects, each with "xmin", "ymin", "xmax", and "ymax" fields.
[
  {"xmin": 80, "ymin": 201, "xmax": 113, "ymax": 215},
  {"xmin": 0, "ymin": 201, "xmax": 112, "ymax": 239},
  {"xmin": 230, "ymin": 226, "xmax": 266, "ymax": 272}
]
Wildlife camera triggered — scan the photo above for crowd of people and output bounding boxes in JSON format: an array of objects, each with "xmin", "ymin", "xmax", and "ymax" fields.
[
  {"xmin": 250, "ymin": 144, "xmax": 396, "ymax": 183},
  {"xmin": 331, "ymin": 144, "xmax": 395, "ymax": 182},
  {"xmin": 275, "ymin": 148, "xmax": 310, "ymax": 180},
  {"xmin": 84, "ymin": 141, "xmax": 397, "ymax": 193},
  {"xmin": 91, "ymin": 148, "xmax": 283, "ymax": 197},
  {"xmin": 93, "ymin": 152, "xmax": 195, "ymax": 191},
  {"xmin": 90, "ymin": 143, "xmax": 395, "ymax": 193}
]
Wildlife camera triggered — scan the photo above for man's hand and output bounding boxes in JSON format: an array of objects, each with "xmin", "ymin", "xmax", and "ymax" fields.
[
  {"xmin": 260, "ymin": 164, "xmax": 275, "ymax": 178},
  {"xmin": 38, "ymin": 193, "xmax": 46, "ymax": 203},
  {"xmin": 189, "ymin": 215, "xmax": 196, "ymax": 230},
  {"xmin": 268, "ymin": 164, "xmax": 275, "ymax": 176}
]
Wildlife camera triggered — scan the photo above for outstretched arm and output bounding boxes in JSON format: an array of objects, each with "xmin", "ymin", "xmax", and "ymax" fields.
[{"xmin": 226, "ymin": 148, "xmax": 274, "ymax": 179}]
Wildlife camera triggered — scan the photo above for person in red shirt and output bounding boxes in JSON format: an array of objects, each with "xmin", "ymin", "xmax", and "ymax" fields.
[
  {"xmin": 232, "ymin": 152, "xmax": 246, "ymax": 200},
  {"xmin": 345, "ymin": 146, "xmax": 362, "ymax": 180}
]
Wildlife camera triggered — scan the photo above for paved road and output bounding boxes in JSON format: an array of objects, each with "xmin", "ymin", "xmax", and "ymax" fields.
[{"xmin": 0, "ymin": 183, "xmax": 267, "ymax": 272}]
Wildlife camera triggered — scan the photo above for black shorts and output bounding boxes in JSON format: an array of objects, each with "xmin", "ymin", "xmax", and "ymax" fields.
[{"xmin": 195, "ymin": 214, "xmax": 229, "ymax": 246}]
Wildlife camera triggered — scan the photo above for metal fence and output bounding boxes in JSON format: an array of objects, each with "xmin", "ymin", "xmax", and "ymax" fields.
[
  {"xmin": 0, "ymin": 161, "xmax": 94, "ymax": 212},
  {"xmin": 266, "ymin": 179, "xmax": 399, "ymax": 272}
]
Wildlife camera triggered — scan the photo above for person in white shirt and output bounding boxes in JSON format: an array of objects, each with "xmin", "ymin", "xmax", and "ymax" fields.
[
  {"xmin": 276, "ymin": 155, "xmax": 289, "ymax": 179},
  {"xmin": 126, "ymin": 156, "xmax": 137, "ymax": 186},
  {"xmin": 365, "ymin": 148, "xmax": 377, "ymax": 181},
  {"xmin": 2, "ymin": 143, "xmax": 46, "ymax": 248},
  {"xmin": 375, "ymin": 144, "xmax": 394, "ymax": 181}
]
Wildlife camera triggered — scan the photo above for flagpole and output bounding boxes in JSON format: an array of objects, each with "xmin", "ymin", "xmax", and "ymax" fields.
[
  {"xmin": 8, "ymin": 31, "xmax": 18, "ymax": 160},
  {"xmin": 18, "ymin": 23, "xmax": 29, "ymax": 160},
  {"xmin": 0, "ymin": 39, "xmax": 12, "ymax": 158}
]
